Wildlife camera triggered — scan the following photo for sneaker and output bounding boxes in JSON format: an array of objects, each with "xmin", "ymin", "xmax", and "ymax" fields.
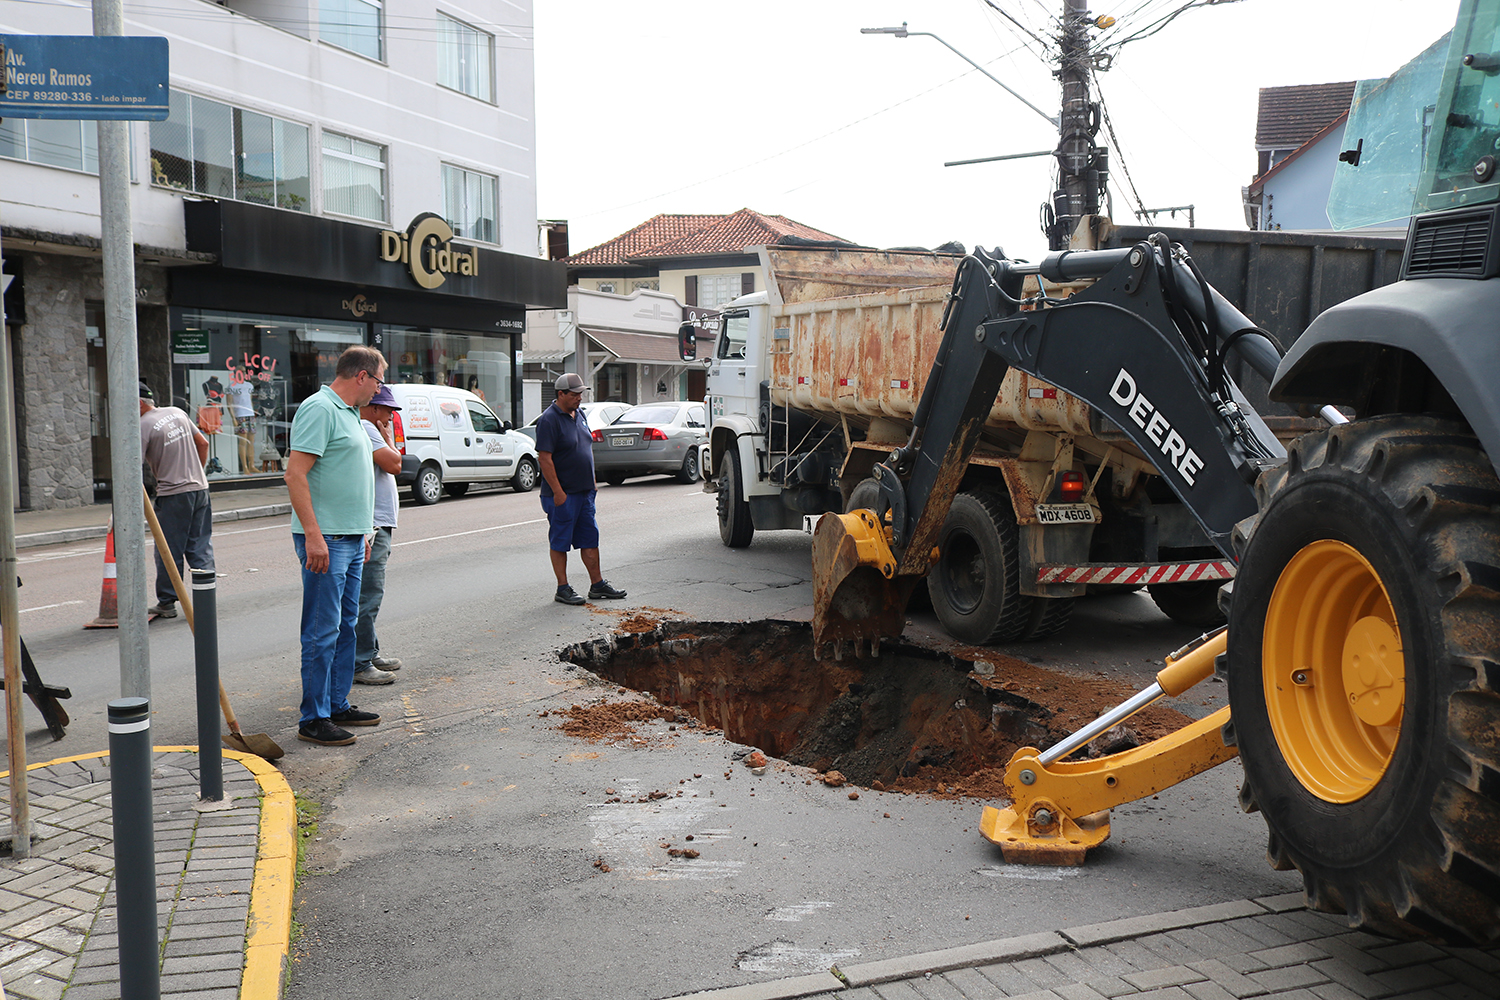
[
  {"xmin": 148, "ymin": 602, "xmax": 177, "ymax": 618},
  {"xmin": 297, "ymin": 719, "xmax": 355, "ymax": 746},
  {"xmin": 555, "ymin": 585, "xmax": 586, "ymax": 606},
  {"xmin": 331, "ymin": 706, "xmax": 380, "ymax": 727},
  {"xmin": 588, "ymin": 579, "xmax": 627, "ymax": 600},
  {"xmin": 372, "ymin": 654, "xmax": 403, "ymax": 671},
  {"xmin": 353, "ymin": 667, "xmax": 396, "ymax": 685}
]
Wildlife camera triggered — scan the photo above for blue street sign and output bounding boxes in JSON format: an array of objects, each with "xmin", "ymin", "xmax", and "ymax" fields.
[{"xmin": 0, "ymin": 35, "xmax": 168, "ymax": 121}]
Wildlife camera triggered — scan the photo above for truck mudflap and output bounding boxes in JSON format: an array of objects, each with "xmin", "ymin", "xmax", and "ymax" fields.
[{"xmin": 1036, "ymin": 559, "xmax": 1234, "ymax": 586}]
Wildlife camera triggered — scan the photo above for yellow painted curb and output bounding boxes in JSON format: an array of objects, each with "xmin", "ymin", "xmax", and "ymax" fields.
[{"xmin": 5, "ymin": 746, "xmax": 296, "ymax": 1000}]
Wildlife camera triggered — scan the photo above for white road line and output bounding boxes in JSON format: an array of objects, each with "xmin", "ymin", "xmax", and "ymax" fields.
[
  {"xmin": 392, "ymin": 518, "xmax": 547, "ymax": 547},
  {"xmin": 21, "ymin": 600, "xmax": 85, "ymax": 613}
]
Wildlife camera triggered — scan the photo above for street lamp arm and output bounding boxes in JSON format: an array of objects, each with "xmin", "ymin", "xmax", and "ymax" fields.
[{"xmin": 862, "ymin": 24, "xmax": 1060, "ymax": 128}]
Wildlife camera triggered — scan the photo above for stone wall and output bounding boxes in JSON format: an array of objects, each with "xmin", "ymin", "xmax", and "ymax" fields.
[{"xmin": 15, "ymin": 253, "xmax": 94, "ymax": 509}]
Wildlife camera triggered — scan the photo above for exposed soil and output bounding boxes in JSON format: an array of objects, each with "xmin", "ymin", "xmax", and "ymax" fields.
[{"xmin": 557, "ymin": 620, "xmax": 1194, "ymax": 801}]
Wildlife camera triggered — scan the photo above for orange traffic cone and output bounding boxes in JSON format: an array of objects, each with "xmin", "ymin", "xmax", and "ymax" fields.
[{"xmin": 83, "ymin": 522, "xmax": 119, "ymax": 629}]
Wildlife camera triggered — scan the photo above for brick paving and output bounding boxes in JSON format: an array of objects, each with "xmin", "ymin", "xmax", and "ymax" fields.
[{"xmin": 0, "ymin": 752, "xmax": 267, "ymax": 1000}]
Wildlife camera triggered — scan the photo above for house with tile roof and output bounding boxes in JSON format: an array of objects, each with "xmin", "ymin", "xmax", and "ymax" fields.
[
  {"xmin": 1243, "ymin": 82, "xmax": 1356, "ymax": 230},
  {"xmin": 524, "ymin": 209, "xmax": 851, "ymax": 412}
]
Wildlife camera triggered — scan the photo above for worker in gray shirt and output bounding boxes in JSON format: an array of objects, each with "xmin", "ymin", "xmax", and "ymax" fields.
[{"xmin": 139, "ymin": 380, "xmax": 214, "ymax": 618}]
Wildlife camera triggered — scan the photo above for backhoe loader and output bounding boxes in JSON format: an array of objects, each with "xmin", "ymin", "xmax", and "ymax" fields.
[{"xmin": 811, "ymin": 0, "xmax": 1500, "ymax": 944}]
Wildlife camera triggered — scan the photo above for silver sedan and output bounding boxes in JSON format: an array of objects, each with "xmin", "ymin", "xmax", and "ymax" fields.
[{"xmin": 592, "ymin": 401, "xmax": 708, "ymax": 486}]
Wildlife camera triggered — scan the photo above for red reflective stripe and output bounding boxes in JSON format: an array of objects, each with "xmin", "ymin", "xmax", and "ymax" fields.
[{"xmin": 1036, "ymin": 560, "xmax": 1235, "ymax": 584}]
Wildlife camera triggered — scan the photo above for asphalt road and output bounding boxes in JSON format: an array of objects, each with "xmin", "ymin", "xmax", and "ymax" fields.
[{"xmin": 8, "ymin": 478, "xmax": 1301, "ymax": 999}]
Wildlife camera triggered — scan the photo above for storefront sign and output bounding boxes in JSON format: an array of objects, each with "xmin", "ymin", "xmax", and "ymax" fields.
[
  {"xmin": 171, "ymin": 329, "xmax": 210, "ymax": 364},
  {"xmin": 342, "ymin": 293, "xmax": 377, "ymax": 318},
  {"xmin": 0, "ymin": 35, "xmax": 169, "ymax": 121},
  {"xmin": 378, "ymin": 214, "xmax": 477, "ymax": 290}
]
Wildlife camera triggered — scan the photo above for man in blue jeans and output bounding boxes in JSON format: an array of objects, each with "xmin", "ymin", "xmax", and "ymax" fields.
[
  {"xmin": 284, "ymin": 345, "xmax": 387, "ymax": 746},
  {"xmin": 354, "ymin": 383, "xmax": 404, "ymax": 685},
  {"xmin": 536, "ymin": 372, "xmax": 627, "ymax": 605}
]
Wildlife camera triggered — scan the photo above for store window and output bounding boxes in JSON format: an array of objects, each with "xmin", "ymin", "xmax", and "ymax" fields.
[
  {"xmin": 0, "ymin": 119, "xmax": 98, "ymax": 173},
  {"xmin": 170, "ymin": 308, "xmax": 365, "ymax": 479},
  {"xmin": 441, "ymin": 164, "xmax": 498, "ymax": 243},
  {"xmin": 321, "ymin": 0, "xmax": 383, "ymax": 60},
  {"xmin": 437, "ymin": 13, "xmax": 494, "ymax": 101},
  {"xmin": 382, "ymin": 325, "xmax": 514, "ymax": 420},
  {"xmin": 150, "ymin": 92, "xmax": 310, "ymax": 212},
  {"xmin": 322, "ymin": 131, "xmax": 387, "ymax": 222}
]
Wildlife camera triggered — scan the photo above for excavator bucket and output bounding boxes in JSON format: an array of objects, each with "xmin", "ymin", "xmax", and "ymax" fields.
[{"xmin": 810, "ymin": 510, "xmax": 918, "ymax": 654}]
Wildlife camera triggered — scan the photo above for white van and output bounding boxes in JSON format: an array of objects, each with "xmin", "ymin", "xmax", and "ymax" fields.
[{"xmin": 386, "ymin": 384, "xmax": 539, "ymax": 504}]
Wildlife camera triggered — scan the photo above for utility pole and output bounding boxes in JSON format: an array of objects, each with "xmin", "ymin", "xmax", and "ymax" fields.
[{"xmin": 1049, "ymin": 0, "xmax": 1108, "ymax": 249}]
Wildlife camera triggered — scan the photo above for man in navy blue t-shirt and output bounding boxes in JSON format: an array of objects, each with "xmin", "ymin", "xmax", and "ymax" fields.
[{"xmin": 535, "ymin": 373, "xmax": 628, "ymax": 605}]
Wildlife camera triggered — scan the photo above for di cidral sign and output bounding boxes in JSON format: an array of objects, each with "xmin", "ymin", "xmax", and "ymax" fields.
[{"xmin": 378, "ymin": 213, "xmax": 478, "ymax": 290}]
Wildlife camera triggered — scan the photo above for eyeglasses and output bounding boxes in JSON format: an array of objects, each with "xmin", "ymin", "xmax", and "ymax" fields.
[{"xmin": 363, "ymin": 370, "xmax": 385, "ymax": 388}]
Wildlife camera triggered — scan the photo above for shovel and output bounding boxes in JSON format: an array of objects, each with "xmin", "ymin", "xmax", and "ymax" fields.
[{"xmin": 143, "ymin": 489, "xmax": 285, "ymax": 761}]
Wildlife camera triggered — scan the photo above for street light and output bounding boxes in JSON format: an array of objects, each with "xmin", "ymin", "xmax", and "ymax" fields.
[{"xmin": 860, "ymin": 22, "xmax": 1060, "ymax": 128}]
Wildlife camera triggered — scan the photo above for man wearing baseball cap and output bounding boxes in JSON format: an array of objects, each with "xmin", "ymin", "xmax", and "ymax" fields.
[
  {"xmin": 139, "ymin": 379, "xmax": 214, "ymax": 619},
  {"xmin": 535, "ymin": 373, "xmax": 627, "ymax": 605},
  {"xmin": 354, "ymin": 383, "xmax": 405, "ymax": 685}
]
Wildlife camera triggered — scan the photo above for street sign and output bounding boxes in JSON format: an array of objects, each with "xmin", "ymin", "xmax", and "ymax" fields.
[{"xmin": 0, "ymin": 35, "xmax": 168, "ymax": 121}]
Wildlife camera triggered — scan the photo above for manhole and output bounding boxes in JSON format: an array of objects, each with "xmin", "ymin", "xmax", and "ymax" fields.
[{"xmin": 559, "ymin": 620, "xmax": 1192, "ymax": 797}]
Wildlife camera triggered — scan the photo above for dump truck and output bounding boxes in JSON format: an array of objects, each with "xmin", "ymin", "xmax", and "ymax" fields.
[
  {"xmin": 702, "ymin": 243, "xmax": 1256, "ymax": 644},
  {"xmin": 805, "ymin": 0, "xmax": 1500, "ymax": 944}
]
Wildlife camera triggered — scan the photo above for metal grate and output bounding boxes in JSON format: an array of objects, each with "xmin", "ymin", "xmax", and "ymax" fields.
[{"xmin": 1405, "ymin": 209, "xmax": 1494, "ymax": 276}]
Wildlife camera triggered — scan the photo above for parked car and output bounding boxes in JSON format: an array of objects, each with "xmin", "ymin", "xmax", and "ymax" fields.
[
  {"xmin": 591, "ymin": 401, "xmax": 708, "ymax": 486},
  {"xmin": 514, "ymin": 401, "xmax": 630, "ymax": 442},
  {"xmin": 386, "ymin": 384, "xmax": 539, "ymax": 504}
]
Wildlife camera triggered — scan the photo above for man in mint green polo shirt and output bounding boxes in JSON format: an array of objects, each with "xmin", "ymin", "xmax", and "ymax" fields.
[{"xmin": 284, "ymin": 345, "xmax": 388, "ymax": 746}]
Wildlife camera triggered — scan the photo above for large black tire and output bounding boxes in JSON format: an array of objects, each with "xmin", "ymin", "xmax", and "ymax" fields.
[
  {"xmin": 1017, "ymin": 596, "xmax": 1075, "ymax": 641},
  {"xmin": 718, "ymin": 446, "xmax": 754, "ymax": 548},
  {"xmin": 929, "ymin": 491, "xmax": 1034, "ymax": 645},
  {"xmin": 413, "ymin": 463, "xmax": 442, "ymax": 505},
  {"xmin": 511, "ymin": 456, "xmax": 538, "ymax": 493},
  {"xmin": 676, "ymin": 448, "xmax": 701, "ymax": 484},
  {"xmin": 1149, "ymin": 580, "xmax": 1228, "ymax": 629},
  {"xmin": 845, "ymin": 477, "xmax": 882, "ymax": 515},
  {"xmin": 1227, "ymin": 415, "xmax": 1500, "ymax": 944}
]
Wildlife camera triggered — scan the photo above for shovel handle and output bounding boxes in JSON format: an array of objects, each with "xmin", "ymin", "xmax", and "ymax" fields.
[{"xmin": 144, "ymin": 487, "xmax": 244, "ymax": 737}]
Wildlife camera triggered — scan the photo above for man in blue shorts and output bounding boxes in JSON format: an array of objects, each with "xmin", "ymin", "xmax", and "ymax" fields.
[{"xmin": 535, "ymin": 372, "xmax": 627, "ymax": 605}]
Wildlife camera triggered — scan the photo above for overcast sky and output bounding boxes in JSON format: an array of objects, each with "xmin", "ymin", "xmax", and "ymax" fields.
[{"xmin": 532, "ymin": 0, "xmax": 1459, "ymax": 261}]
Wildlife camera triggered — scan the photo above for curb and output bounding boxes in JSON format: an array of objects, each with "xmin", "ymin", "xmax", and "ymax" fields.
[
  {"xmin": 661, "ymin": 894, "xmax": 1312, "ymax": 1000},
  {"xmin": 3, "ymin": 746, "xmax": 297, "ymax": 1000},
  {"xmin": 15, "ymin": 503, "xmax": 292, "ymax": 550}
]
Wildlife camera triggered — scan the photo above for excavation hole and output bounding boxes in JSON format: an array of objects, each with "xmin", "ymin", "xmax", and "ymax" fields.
[{"xmin": 558, "ymin": 620, "xmax": 1193, "ymax": 798}]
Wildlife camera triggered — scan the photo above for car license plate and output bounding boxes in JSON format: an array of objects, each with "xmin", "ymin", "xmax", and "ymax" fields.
[
  {"xmin": 609, "ymin": 435, "xmax": 634, "ymax": 448},
  {"xmin": 1035, "ymin": 503, "xmax": 1098, "ymax": 524}
]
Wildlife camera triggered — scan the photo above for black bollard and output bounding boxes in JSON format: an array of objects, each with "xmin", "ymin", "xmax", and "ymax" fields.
[
  {"xmin": 108, "ymin": 697, "xmax": 160, "ymax": 1000},
  {"xmin": 191, "ymin": 567, "xmax": 222, "ymax": 802}
]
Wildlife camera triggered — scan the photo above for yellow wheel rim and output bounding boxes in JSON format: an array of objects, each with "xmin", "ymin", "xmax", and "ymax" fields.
[{"xmin": 1262, "ymin": 539, "xmax": 1405, "ymax": 803}]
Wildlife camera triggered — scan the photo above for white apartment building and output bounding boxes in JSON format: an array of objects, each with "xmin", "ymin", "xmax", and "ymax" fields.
[{"xmin": 0, "ymin": 0, "xmax": 563, "ymax": 508}]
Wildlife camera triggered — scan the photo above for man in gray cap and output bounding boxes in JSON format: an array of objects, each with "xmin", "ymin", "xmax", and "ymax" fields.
[
  {"xmin": 535, "ymin": 372, "xmax": 627, "ymax": 605},
  {"xmin": 354, "ymin": 382, "xmax": 404, "ymax": 685},
  {"xmin": 139, "ymin": 379, "xmax": 214, "ymax": 618}
]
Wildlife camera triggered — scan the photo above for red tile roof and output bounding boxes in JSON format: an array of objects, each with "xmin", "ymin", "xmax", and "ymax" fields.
[
  {"xmin": 1255, "ymin": 82, "xmax": 1356, "ymax": 150},
  {"xmin": 566, "ymin": 209, "xmax": 849, "ymax": 267}
]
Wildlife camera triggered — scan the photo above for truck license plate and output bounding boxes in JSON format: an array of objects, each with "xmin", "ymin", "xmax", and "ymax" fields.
[
  {"xmin": 1035, "ymin": 504, "xmax": 1098, "ymax": 524},
  {"xmin": 609, "ymin": 435, "xmax": 633, "ymax": 448}
]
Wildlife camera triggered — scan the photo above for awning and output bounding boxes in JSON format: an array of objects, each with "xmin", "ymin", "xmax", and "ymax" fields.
[{"xmin": 582, "ymin": 327, "xmax": 706, "ymax": 365}]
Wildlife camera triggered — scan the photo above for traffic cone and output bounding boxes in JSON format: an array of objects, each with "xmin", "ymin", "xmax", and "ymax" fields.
[{"xmin": 83, "ymin": 522, "xmax": 119, "ymax": 629}]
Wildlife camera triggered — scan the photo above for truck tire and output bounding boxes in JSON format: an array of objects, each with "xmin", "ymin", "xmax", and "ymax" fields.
[
  {"xmin": 929, "ymin": 490, "xmax": 1034, "ymax": 645},
  {"xmin": 413, "ymin": 463, "xmax": 442, "ymax": 506},
  {"xmin": 1018, "ymin": 596, "xmax": 1074, "ymax": 640},
  {"xmin": 718, "ymin": 447, "xmax": 754, "ymax": 548},
  {"xmin": 1148, "ymin": 581, "xmax": 1227, "ymax": 629},
  {"xmin": 1227, "ymin": 415, "xmax": 1500, "ymax": 944}
]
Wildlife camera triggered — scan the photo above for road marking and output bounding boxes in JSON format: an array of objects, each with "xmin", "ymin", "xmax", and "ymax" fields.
[
  {"xmin": 977, "ymin": 865, "xmax": 1084, "ymax": 881},
  {"xmin": 765, "ymin": 901, "xmax": 835, "ymax": 922},
  {"xmin": 392, "ymin": 517, "xmax": 547, "ymax": 548},
  {"xmin": 735, "ymin": 940, "xmax": 861, "ymax": 974},
  {"xmin": 21, "ymin": 600, "xmax": 85, "ymax": 613}
]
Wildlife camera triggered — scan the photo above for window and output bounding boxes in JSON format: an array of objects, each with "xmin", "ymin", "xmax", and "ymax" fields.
[
  {"xmin": 596, "ymin": 282, "xmax": 616, "ymax": 294},
  {"xmin": 438, "ymin": 13, "xmax": 493, "ymax": 101},
  {"xmin": 632, "ymin": 280, "xmax": 659, "ymax": 292},
  {"xmin": 441, "ymin": 164, "xmax": 498, "ymax": 243},
  {"xmin": 718, "ymin": 310, "xmax": 749, "ymax": 360},
  {"xmin": 697, "ymin": 273, "xmax": 744, "ymax": 310},
  {"xmin": 322, "ymin": 132, "xmax": 386, "ymax": 221},
  {"xmin": 467, "ymin": 400, "xmax": 501, "ymax": 434},
  {"xmin": 0, "ymin": 119, "xmax": 98, "ymax": 173},
  {"xmin": 320, "ymin": 0, "xmax": 383, "ymax": 60},
  {"xmin": 150, "ymin": 92, "xmax": 310, "ymax": 212}
]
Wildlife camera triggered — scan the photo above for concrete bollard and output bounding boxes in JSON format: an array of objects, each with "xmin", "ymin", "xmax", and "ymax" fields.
[
  {"xmin": 108, "ymin": 697, "xmax": 160, "ymax": 1000},
  {"xmin": 190, "ymin": 567, "xmax": 222, "ymax": 803}
]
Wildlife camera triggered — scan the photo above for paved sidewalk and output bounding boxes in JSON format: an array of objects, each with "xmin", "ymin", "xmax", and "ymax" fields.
[
  {"xmin": 14, "ymin": 485, "xmax": 292, "ymax": 550},
  {"xmin": 668, "ymin": 896, "xmax": 1500, "ymax": 1000},
  {"xmin": 0, "ymin": 749, "xmax": 295, "ymax": 1000}
]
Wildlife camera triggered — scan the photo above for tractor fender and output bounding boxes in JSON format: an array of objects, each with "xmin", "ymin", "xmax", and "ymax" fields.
[{"xmin": 1271, "ymin": 276, "xmax": 1500, "ymax": 477}]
